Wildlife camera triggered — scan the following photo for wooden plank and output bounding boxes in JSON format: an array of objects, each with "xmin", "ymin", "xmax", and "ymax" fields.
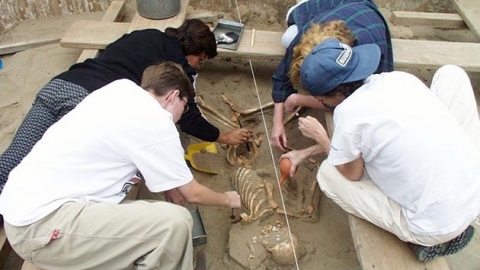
[
  {"xmin": 451, "ymin": 0, "xmax": 480, "ymax": 41},
  {"xmin": 127, "ymin": 0, "xmax": 189, "ymax": 32},
  {"xmin": 60, "ymin": 21, "xmax": 130, "ymax": 50},
  {"xmin": 0, "ymin": 228, "xmax": 12, "ymax": 269},
  {"xmin": 0, "ymin": 38, "xmax": 60, "ymax": 55},
  {"xmin": 391, "ymin": 11, "xmax": 466, "ymax": 29},
  {"xmin": 99, "ymin": 0, "xmax": 126, "ymax": 23},
  {"xmin": 60, "ymin": 23, "xmax": 480, "ymax": 72},
  {"xmin": 392, "ymin": 38, "xmax": 480, "ymax": 72},
  {"xmin": 349, "ymin": 215, "xmax": 450, "ymax": 270},
  {"xmin": 76, "ymin": 0, "xmax": 126, "ymax": 62},
  {"xmin": 217, "ymin": 29, "xmax": 285, "ymax": 59},
  {"xmin": 0, "ymin": 12, "xmax": 104, "ymax": 56}
]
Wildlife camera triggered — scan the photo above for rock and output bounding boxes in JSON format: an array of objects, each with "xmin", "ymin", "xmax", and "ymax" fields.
[
  {"xmin": 231, "ymin": 4, "xmax": 250, "ymax": 23},
  {"xmin": 232, "ymin": 75, "xmax": 242, "ymax": 83}
]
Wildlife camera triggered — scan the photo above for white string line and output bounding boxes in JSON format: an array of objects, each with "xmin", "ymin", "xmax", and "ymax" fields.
[
  {"xmin": 247, "ymin": 59, "xmax": 301, "ymax": 270},
  {"xmin": 235, "ymin": 2, "xmax": 242, "ymax": 24},
  {"xmin": 232, "ymin": 1, "xmax": 300, "ymax": 268}
]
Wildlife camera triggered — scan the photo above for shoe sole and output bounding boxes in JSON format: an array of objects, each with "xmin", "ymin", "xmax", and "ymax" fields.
[{"xmin": 413, "ymin": 225, "xmax": 475, "ymax": 262}]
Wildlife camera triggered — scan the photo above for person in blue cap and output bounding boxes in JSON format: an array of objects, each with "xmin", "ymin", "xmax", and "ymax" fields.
[
  {"xmin": 282, "ymin": 38, "xmax": 480, "ymax": 262},
  {"xmin": 270, "ymin": 0, "xmax": 393, "ymax": 151}
]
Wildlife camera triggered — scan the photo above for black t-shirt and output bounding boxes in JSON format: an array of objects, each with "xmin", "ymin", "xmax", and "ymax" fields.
[{"xmin": 55, "ymin": 29, "xmax": 219, "ymax": 142}]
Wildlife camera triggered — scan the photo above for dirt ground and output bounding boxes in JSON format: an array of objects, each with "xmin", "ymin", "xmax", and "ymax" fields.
[{"xmin": 1, "ymin": 1, "xmax": 480, "ymax": 269}]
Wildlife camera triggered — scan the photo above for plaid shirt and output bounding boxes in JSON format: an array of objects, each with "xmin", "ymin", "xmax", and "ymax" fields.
[{"xmin": 272, "ymin": 0, "xmax": 394, "ymax": 103}]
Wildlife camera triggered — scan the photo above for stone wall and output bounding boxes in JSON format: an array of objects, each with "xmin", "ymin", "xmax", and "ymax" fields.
[{"xmin": 0, "ymin": 0, "xmax": 116, "ymax": 33}]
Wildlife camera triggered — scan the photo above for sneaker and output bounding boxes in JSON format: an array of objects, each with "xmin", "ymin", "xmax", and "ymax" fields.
[{"xmin": 409, "ymin": 225, "xmax": 475, "ymax": 262}]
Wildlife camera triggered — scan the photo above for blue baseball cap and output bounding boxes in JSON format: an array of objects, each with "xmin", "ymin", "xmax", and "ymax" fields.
[{"xmin": 300, "ymin": 38, "xmax": 381, "ymax": 95}]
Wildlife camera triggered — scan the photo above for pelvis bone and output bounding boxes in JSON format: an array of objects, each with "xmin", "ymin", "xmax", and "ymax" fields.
[{"xmin": 227, "ymin": 133, "xmax": 263, "ymax": 169}]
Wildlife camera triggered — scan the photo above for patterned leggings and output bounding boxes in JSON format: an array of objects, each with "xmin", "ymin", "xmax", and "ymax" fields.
[{"xmin": 0, "ymin": 79, "xmax": 89, "ymax": 193}]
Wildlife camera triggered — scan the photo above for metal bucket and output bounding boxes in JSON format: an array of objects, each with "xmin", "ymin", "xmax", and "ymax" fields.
[{"xmin": 136, "ymin": 0, "xmax": 181, "ymax": 19}]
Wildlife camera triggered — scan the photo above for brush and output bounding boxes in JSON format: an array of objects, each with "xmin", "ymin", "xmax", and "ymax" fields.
[{"xmin": 237, "ymin": 119, "xmax": 251, "ymax": 152}]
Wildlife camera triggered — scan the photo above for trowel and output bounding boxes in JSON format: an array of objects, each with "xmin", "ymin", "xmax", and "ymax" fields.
[
  {"xmin": 216, "ymin": 32, "xmax": 239, "ymax": 45},
  {"xmin": 184, "ymin": 142, "xmax": 220, "ymax": 175}
]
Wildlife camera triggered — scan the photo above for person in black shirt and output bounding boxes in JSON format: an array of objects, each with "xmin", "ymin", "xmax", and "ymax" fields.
[{"xmin": 0, "ymin": 19, "xmax": 251, "ymax": 196}]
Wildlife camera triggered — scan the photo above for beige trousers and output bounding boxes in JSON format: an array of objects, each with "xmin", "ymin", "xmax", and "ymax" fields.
[
  {"xmin": 318, "ymin": 65, "xmax": 479, "ymax": 246},
  {"xmin": 5, "ymin": 200, "xmax": 194, "ymax": 270}
]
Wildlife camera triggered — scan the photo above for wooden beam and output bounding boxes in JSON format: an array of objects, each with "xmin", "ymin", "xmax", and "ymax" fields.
[
  {"xmin": 217, "ymin": 29, "xmax": 286, "ymax": 59},
  {"xmin": 391, "ymin": 11, "xmax": 466, "ymax": 29},
  {"xmin": 349, "ymin": 215, "xmax": 450, "ymax": 270},
  {"xmin": 98, "ymin": 0, "xmax": 126, "ymax": 22},
  {"xmin": 0, "ymin": 228, "xmax": 12, "ymax": 269},
  {"xmin": 451, "ymin": 0, "xmax": 480, "ymax": 41},
  {"xmin": 61, "ymin": 21, "xmax": 129, "ymax": 50},
  {"xmin": 76, "ymin": 0, "xmax": 126, "ymax": 63},
  {"xmin": 392, "ymin": 38, "xmax": 480, "ymax": 72},
  {"xmin": 60, "ymin": 22, "xmax": 480, "ymax": 72},
  {"xmin": 0, "ymin": 12, "xmax": 105, "ymax": 56},
  {"xmin": 0, "ymin": 38, "xmax": 61, "ymax": 55}
]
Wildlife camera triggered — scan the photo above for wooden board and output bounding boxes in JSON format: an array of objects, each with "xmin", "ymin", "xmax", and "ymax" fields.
[
  {"xmin": 0, "ymin": 228, "xmax": 12, "ymax": 269},
  {"xmin": 217, "ymin": 29, "xmax": 285, "ymax": 59},
  {"xmin": 0, "ymin": 12, "xmax": 104, "ymax": 55},
  {"xmin": 76, "ymin": 0, "xmax": 126, "ymax": 62},
  {"xmin": 0, "ymin": 39, "xmax": 61, "ymax": 56},
  {"xmin": 451, "ymin": 0, "xmax": 480, "ymax": 41},
  {"xmin": 349, "ymin": 215, "xmax": 450, "ymax": 270},
  {"xmin": 60, "ymin": 22, "xmax": 480, "ymax": 72},
  {"xmin": 392, "ymin": 38, "xmax": 480, "ymax": 72},
  {"xmin": 127, "ymin": 0, "xmax": 189, "ymax": 32},
  {"xmin": 391, "ymin": 11, "xmax": 466, "ymax": 29},
  {"xmin": 98, "ymin": 0, "xmax": 125, "ymax": 23},
  {"xmin": 61, "ymin": 21, "xmax": 130, "ymax": 50}
]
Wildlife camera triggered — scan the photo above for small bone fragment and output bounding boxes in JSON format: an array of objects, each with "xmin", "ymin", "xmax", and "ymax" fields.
[
  {"xmin": 239, "ymin": 101, "xmax": 274, "ymax": 116},
  {"xmin": 196, "ymin": 96, "xmax": 238, "ymax": 128}
]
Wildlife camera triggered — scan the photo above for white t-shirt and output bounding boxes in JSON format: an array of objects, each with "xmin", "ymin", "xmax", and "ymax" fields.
[
  {"xmin": 0, "ymin": 79, "xmax": 193, "ymax": 226},
  {"xmin": 328, "ymin": 71, "xmax": 480, "ymax": 235}
]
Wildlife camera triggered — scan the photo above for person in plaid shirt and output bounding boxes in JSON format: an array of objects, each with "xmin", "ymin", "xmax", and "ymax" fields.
[{"xmin": 271, "ymin": 0, "xmax": 393, "ymax": 151}]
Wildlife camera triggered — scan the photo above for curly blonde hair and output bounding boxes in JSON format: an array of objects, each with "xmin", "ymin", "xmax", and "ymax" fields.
[{"xmin": 290, "ymin": 20, "xmax": 355, "ymax": 91}]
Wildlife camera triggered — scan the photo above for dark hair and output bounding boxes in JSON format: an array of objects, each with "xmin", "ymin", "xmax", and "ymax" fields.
[
  {"xmin": 141, "ymin": 61, "xmax": 195, "ymax": 100},
  {"xmin": 324, "ymin": 80, "xmax": 364, "ymax": 99},
  {"xmin": 165, "ymin": 19, "xmax": 218, "ymax": 59}
]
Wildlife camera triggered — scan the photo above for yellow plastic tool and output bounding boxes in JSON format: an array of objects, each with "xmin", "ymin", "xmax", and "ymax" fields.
[{"xmin": 184, "ymin": 142, "xmax": 220, "ymax": 174}]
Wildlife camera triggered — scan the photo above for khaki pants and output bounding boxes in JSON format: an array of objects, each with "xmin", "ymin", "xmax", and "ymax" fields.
[
  {"xmin": 5, "ymin": 200, "xmax": 194, "ymax": 270},
  {"xmin": 317, "ymin": 162, "xmax": 469, "ymax": 246},
  {"xmin": 318, "ymin": 65, "xmax": 478, "ymax": 246}
]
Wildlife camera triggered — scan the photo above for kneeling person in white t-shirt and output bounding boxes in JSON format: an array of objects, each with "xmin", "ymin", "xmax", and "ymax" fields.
[
  {"xmin": 0, "ymin": 61, "xmax": 241, "ymax": 270},
  {"xmin": 282, "ymin": 38, "xmax": 480, "ymax": 262}
]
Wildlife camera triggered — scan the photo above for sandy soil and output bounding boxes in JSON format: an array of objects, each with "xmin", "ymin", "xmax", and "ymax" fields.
[{"xmin": 1, "ymin": 1, "xmax": 480, "ymax": 270}]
